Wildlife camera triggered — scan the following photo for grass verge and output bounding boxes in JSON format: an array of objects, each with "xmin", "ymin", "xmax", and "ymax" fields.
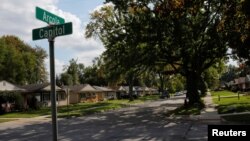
[
  {"xmin": 0, "ymin": 108, "xmax": 51, "ymax": 118},
  {"xmin": 0, "ymin": 95, "xmax": 160, "ymax": 118},
  {"xmin": 0, "ymin": 119, "xmax": 17, "ymax": 123},
  {"xmin": 211, "ymin": 91, "xmax": 250, "ymax": 114}
]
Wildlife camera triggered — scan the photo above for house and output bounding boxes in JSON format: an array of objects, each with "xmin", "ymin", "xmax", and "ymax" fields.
[
  {"xmin": 116, "ymin": 86, "xmax": 127, "ymax": 99},
  {"xmin": 22, "ymin": 83, "xmax": 67, "ymax": 107},
  {"xmin": 134, "ymin": 86, "xmax": 144, "ymax": 96},
  {"xmin": 230, "ymin": 75, "xmax": 250, "ymax": 91},
  {"xmin": 93, "ymin": 86, "xmax": 117, "ymax": 100},
  {"xmin": 142, "ymin": 87, "xmax": 151, "ymax": 95},
  {"xmin": 66, "ymin": 84, "xmax": 101, "ymax": 104},
  {"xmin": 0, "ymin": 80, "xmax": 25, "ymax": 112},
  {"xmin": 246, "ymin": 75, "xmax": 250, "ymax": 90},
  {"xmin": 141, "ymin": 87, "xmax": 158, "ymax": 95},
  {"xmin": 117, "ymin": 86, "xmax": 137, "ymax": 98},
  {"xmin": 238, "ymin": 77, "xmax": 246, "ymax": 90},
  {"xmin": 237, "ymin": 75, "xmax": 250, "ymax": 91},
  {"xmin": 0, "ymin": 80, "xmax": 25, "ymax": 91},
  {"xmin": 149, "ymin": 88, "xmax": 158, "ymax": 94}
]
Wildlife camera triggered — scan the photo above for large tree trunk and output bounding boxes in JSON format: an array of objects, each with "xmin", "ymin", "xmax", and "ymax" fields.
[
  {"xmin": 129, "ymin": 81, "xmax": 134, "ymax": 101},
  {"xmin": 198, "ymin": 76, "xmax": 207, "ymax": 96},
  {"xmin": 128, "ymin": 72, "xmax": 134, "ymax": 101},
  {"xmin": 186, "ymin": 71, "xmax": 201, "ymax": 105},
  {"xmin": 158, "ymin": 73, "xmax": 164, "ymax": 95}
]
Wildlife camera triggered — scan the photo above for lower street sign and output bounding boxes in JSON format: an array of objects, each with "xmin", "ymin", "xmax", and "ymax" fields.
[{"xmin": 32, "ymin": 22, "xmax": 72, "ymax": 40}]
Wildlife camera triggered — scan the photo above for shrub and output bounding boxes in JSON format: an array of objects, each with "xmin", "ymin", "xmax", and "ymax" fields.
[
  {"xmin": 27, "ymin": 95, "xmax": 40, "ymax": 110},
  {"xmin": 0, "ymin": 91, "xmax": 24, "ymax": 113}
]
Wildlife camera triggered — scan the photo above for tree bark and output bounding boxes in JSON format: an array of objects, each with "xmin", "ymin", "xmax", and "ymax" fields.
[
  {"xmin": 158, "ymin": 73, "xmax": 164, "ymax": 95},
  {"xmin": 186, "ymin": 71, "xmax": 201, "ymax": 105},
  {"xmin": 128, "ymin": 72, "xmax": 134, "ymax": 101},
  {"xmin": 198, "ymin": 76, "xmax": 207, "ymax": 96}
]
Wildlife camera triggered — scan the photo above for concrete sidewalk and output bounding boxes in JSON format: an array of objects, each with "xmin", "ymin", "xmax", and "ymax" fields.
[
  {"xmin": 169, "ymin": 92, "xmax": 221, "ymax": 121},
  {"xmin": 199, "ymin": 92, "xmax": 221, "ymax": 121},
  {"xmin": 183, "ymin": 92, "xmax": 222, "ymax": 141}
]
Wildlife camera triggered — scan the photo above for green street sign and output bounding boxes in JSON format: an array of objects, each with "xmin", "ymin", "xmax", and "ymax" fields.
[
  {"xmin": 36, "ymin": 7, "xmax": 65, "ymax": 24},
  {"xmin": 32, "ymin": 22, "xmax": 72, "ymax": 40}
]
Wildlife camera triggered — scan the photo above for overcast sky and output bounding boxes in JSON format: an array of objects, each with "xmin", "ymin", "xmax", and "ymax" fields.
[{"xmin": 0, "ymin": 0, "xmax": 106, "ymax": 75}]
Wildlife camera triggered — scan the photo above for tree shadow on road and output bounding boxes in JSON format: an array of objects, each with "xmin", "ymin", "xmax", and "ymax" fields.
[{"xmin": 0, "ymin": 100, "xmax": 210, "ymax": 141}]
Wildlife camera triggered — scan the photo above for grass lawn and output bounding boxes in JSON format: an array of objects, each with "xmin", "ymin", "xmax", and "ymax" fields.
[
  {"xmin": 138, "ymin": 95, "xmax": 160, "ymax": 101},
  {"xmin": 0, "ymin": 95, "xmax": 160, "ymax": 118},
  {"xmin": 0, "ymin": 108, "xmax": 51, "ymax": 118},
  {"xmin": 211, "ymin": 90, "xmax": 250, "ymax": 114},
  {"xmin": 0, "ymin": 119, "xmax": 17, "ymax": 123}
]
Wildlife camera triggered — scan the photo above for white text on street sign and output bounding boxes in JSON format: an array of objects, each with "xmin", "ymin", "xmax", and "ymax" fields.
[
  {"xmin": 32, "ymin": 22, "xmax": 72, "ymax": 40},
  {"xmin": 36, "ymin": 7, "xmax": 65, "ymax": 24}
]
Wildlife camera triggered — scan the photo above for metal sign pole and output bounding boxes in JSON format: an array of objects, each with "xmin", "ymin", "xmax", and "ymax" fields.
[{"xmin": 49, "ymin": 37, "xmax": 58, "ymax": 141}]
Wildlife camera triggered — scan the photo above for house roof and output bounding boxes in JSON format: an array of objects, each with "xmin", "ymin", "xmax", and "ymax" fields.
[
  {"xmin": 118, "ymin": 86, "xmax": 157, "ymax": 92},
  {"xmin": 149, "ymin": 88, "xmax": 158, "ymax": 91},
  {"xmin": 118, "ymin": 86, "xmax": 126, "ymax": 91},
  {"xmin": 0, "ymin": 80, "xmax": 24, "ymax": 91},
  {"xmin": 234, "ymin": 78, "xmax": 239, "ymax": 84},
  {"xmin": 66, "ymin": 84, "xmax": 97, "ymax": 93},
  {"xmin": 93, "ymin": 86, "xmax": 115, "ymax": 92},
  {"xmin": 142, "ymin": 87, "xmax": 150, "ymax": 91},
  {"xmin": 134, "ymin": 86, "xmax": 143, "ymax": 91},
  {"xmin": 246, "ymin": 75, "xmax": 250, "ymax": 82},
  {"xmin": 238, "ymin": 77, "xmax": 246, "ymax": 84},
  {"xmin": 21, "ymin": 83, "xmax": 64, "ymax": 92},
  {"xmin": 122, "ymin": 86, "xmax": 136, "ymax": 91}
]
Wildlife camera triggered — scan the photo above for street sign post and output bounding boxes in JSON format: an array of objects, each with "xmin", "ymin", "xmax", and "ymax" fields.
[
  {"xmin": 33, "ymin": 7, "xmax": 72, "ymax": 141},
  {"xmin": 36, "ymin": 7, "xmax": 65, "ymax": 24},
  {"xmin": 32, "ymin": 22, "xmax": 72, "ymax": 40},
  {"xmin": 48, "ymin": 37, "xmax": 57, "ymax": 141}
]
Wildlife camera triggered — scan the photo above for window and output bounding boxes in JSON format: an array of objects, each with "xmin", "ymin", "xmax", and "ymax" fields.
[
  {"xmin": 35, "ymin": 96, "xmax": 41, "ymax": 102},
  {"xmin": 86, "ymin": 93, "xmax": 90, "ymax": 97},
  {"xmin": 58, "ymin": 93, "xmax": 66, "ymax": 100},
  {"xmin": 80, "ymin": 93, "xmax": 86, "ymax": 98},
  {"xmin": 92, "ymin": 93, "xmax": 96, "ymax": 98},
  {"xmin": 43, "ymin": 94, "xmax": 50, "ymax": 101}
]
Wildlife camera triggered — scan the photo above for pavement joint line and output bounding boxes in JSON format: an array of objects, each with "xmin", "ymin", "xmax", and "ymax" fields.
[{"xmin": 181, "ymin": 121, "xmax": 193, "ymax": 141}]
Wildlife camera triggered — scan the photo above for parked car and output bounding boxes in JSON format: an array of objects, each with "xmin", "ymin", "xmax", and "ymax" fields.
[
  {"xmin": 174, "ymin": 90, "xmax": 186, "ymax": 96},
  {"xmin": 160, "ymin": 90, "xmax": 170, "ymax": 99},
  {"xmin": 174, "ymin": 92, "xmax": 182, "ymax": 96}
]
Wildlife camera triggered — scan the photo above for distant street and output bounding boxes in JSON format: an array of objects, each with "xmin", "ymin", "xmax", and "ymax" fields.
[{"xmin": 0, "ymin": 96, "xmax": 212, "ymax": 141}]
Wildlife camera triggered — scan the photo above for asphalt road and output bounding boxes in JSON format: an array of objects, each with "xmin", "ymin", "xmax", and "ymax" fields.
[{"xmin": 0, "ymin": 96, "xmax": 214, "ymax": 141}]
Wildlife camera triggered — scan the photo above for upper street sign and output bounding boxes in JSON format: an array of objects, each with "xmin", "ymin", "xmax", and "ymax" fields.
[
  {"xmin": 32, "ymin": 22, "xmax": 72, "ymax": 40},
  {"xmin": 36, "ymin": 7, "xmax": 65, "ymax": 24}
]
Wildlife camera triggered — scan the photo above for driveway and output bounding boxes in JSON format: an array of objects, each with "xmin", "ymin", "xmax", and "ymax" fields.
[{"xmin": 0, "ymin": 96, "xmax": 217, "ymax": 141}]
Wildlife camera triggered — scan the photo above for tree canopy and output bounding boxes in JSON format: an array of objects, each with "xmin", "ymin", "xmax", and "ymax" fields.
[
  {"xmin": 86, "ymin": 0, "xmax": 232, "ymax": 104},
  {"xmin": 222, "ymin": 0, "xmax": 250, "ymax": 65},
  {"xmin": 0, "ymin": 35, "xmax": 48, "ymax": 84}
]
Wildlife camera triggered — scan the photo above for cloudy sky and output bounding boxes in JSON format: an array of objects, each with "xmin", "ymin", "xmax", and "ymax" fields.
[
  {"xmin": 0, "ymin": 0, "xmax": 238, "ymax": 77},
  {"xmin": 0, "ymin": 0, "xmax": 106, "ymax": 75}
]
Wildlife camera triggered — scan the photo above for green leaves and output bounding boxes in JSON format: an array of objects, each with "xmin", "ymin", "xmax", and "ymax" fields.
[{"xmin": 0, "ymin": 35, "xmax": 47, "ymax": 84}]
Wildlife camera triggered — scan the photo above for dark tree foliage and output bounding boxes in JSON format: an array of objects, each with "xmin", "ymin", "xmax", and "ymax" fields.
[
  {"xmin": 221, "ymin": 0, "xmax": 250, "ymax": 65},
  {"xmin": 87, "ymin": 0, "xmax": 229, "ymax": 105}
]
